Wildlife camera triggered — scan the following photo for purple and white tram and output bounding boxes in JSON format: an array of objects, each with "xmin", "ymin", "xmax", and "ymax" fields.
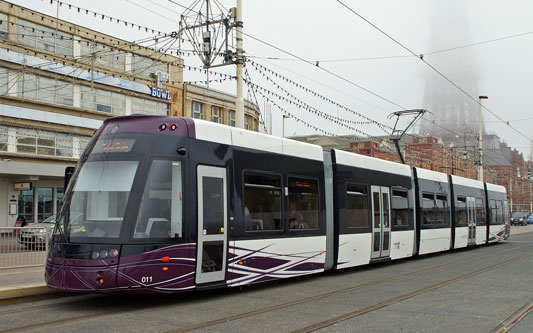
[{"xmin": 45, "ymin": 115, "xmax": 510, "ymax": 294}]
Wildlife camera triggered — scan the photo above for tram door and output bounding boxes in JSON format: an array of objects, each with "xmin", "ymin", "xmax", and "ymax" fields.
[
  {"xmin": 371, "ymin": 186, "xmax": 391, "ymax": 259},
  {"xmin": 196, "ymin": 165, "xmax": 228, "ymax": 284},
  {"xmin": 467, "ymin": 196, "xmax": 476, "ymax": 245}
]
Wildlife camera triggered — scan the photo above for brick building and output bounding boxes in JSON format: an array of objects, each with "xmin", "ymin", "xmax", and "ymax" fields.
[{"xmin": 292, "ymin": 133, "xmax": 531, "ymax": 213}]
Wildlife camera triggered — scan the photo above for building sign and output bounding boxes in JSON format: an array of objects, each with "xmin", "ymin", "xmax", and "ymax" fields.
[
  {"xmin": 149, "ymin": 71, "xmax": 172, "ymax": 100},
  {"xmin": 14, "ymin": 182, "xmax": 32, "ymax": 191},
  {"xmin": 150, "ymin": 87, "xmax": 172, "ymax": 100}
]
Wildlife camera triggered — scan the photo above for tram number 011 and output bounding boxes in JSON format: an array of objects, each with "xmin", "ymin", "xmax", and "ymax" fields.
[{"xmin": 141, "ymin": 276, "xmax": 153, "ymax": 283}]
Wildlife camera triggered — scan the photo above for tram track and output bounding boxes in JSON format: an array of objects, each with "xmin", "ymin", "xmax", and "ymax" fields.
[
  {"xmin": 165, "ymin": 243, "xmax": 533, "ymax": 333},
  {"xmin": 1, "ymin": 243, "xmax": 531, "ymax": 332},
  {"xmin": 293, "ymin": 252, "xmax": 532, "ymax": 332},
  {"xmin": 491, "ymin": 299, "xmax": 533, "ymax": 333}
]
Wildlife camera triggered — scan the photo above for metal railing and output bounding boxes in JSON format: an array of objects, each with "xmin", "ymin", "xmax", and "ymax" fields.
[{"xmin": 0, "ymin": 227, "xmax": 50, "ymax": 269}]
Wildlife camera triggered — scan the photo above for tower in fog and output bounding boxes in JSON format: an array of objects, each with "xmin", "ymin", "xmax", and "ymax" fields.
[{"xmin": 418, "ymin": 2, "xmax": 482, "ymax": 140}]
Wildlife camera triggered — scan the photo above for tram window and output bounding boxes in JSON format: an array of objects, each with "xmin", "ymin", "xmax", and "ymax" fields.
[
  {"xmin": 243, "ymin": 173, "xmax": 282, "ymax": 231},
  {"xmin": 456, "ymin": 196, "xmax": 467, "ymax": 227},
  {"xmin": 490, "ymin": 200, "xmax": 497, "ymax": 225},
  {"xmin": 288, "ymin": 178, "xmax": 319, "ymax": 230},
  {"xmin": 503, "ymin": 201, "xmax": 509, "ymax": 224},
  {"xmin": 391, "ymin": 189, "xmax": 409, "ymax": 228},
  {"xmin": 475, "ymin": 197, "xmax": 486, "ymax": 225},
  {"xmin": 345, "ymin": 184, "xmax": 369, "ymax": 228},
  {"xmin": 435, "ymin": 194, "xmax": 448, "ymax": 226},
  {"xmin": 422, "ymin": 192, "xmax": 435, "ymax": 226},
  {"xmin": 496, "ymin": 200, "xmax": 503, "ymax": 225},
  {"xmin": 134, "ymin": 160, "xmax": 182, "ymax": 239},
  {"xmin": 70, "ymin": 160, "xmax": 138, "ymax": 239}
]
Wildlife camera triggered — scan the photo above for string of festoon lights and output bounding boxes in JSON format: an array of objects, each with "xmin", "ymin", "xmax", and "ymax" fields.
[
  {"xmin": 183, "ymin": 65, "xmax": 235, "ymax": 80},
  {"xmin": 42, "ymin": 0, "xmax": 163, "ymax": 35},
  {"xmin": 250, "ymin": 60, "xmax": 375, "ymax": 127},
  {"xmin": 254, "ymin": 88, "xmax": 336, "ymax": 137},
  {"xmin": 184, "ymin": 76, "xmax": 235, "ymax": 85},
  {"xmin": 1, "ymin": 38, "xmax": 238, "ymax": 87},
  {"xmin": 243, "ymin": 65, "xmax": 269, "ymax": 134},
  {"xmin": 248, "ymin": 59, "xmax": 392, "ymax": 133},
  {"xmin": 245, "ymin": 79, "xmax": 384, "ymax": 142},
  {"xmin": 0, "ymin": 19, "xmax": 172, "ymax": 52},
  {"xmin": 36, "ymin": 1, "xmax": 235, "ymax": 61}
]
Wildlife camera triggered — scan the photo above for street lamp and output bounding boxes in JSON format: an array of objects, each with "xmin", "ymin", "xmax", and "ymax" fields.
[{"xmin": 478, "ymin": 95, "xmax": 488, "ymax": 182}]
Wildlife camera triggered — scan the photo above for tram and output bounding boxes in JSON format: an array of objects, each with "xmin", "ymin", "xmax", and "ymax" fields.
[{"xmin": 45, "ymin": 115, "xmax": 510, "ymax": 293}]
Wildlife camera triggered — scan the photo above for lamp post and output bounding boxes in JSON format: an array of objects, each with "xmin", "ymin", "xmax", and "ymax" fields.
[{"xmin": 478, "ymin": 95, "xmax": 488, "ymax": 182}]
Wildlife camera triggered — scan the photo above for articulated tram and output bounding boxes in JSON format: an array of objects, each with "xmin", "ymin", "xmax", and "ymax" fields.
[{"xmin": 45, "ymin": 115, "xmax": 510, "ymax": 294}]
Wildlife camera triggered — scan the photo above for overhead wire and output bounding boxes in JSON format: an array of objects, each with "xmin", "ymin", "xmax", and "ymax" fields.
[
  {"xmin": 241, "ymin": 29, "xmax": 406, "ymax": 110},
  {"xmin": 5, "ymin": 1, "xmax": 527, "ymax": 178},
  {"xmin": 335, "ymin": 0, "xmax": 532, "ymax": 144}
]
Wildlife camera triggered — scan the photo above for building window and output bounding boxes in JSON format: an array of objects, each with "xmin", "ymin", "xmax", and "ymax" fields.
[
  {"xmin": 130, "ymin": 55, "xmax": 168, "ymax": 80},
  {"xmin": 80, "ymin": 40, "xmax": 125, "ymax": 73},
  {"xmin": 192, "ymin": 101, "xmax": 204, "ymax": 119},
  {"xmin": 18, "ymin": 19, "xmax": 72, "ymax": 56},
  {"xmin": 37, "ymin": 187, "xmax": 53, "ymax": 222},
  {"xmin": 229, "ymin": 110, "xmax": 236, "ymax": 127},
  {"xmin": 17, "ymin": 73, "xmax": 74, "ymax": 106},
  {"xmin": 211, "ymin": 106, "xmax": 222, "ymax": 123},
  {"xmin": 81, "ymin": 86, "xmax": 126, "ymax": 115},
  {"xmin": 345, "ymin": 183, "xmax": 369, "ymax": 228},
  {"xmin": 15, "ymin": 128, "xmax": 73, "ymax": 157},
  {"xmin": 0, "ymin": 67, "xmax": 7, "ymax": 95},
  {"xmin": 56, "ymin": 133, "xmax": 73, "ymax": 157},
  {"xmin": 132, "ymin": 96, "xmax": 168, "ymax": 115},
  {"xmin": 244, "ymin": 114, "xmax": 251, "ymax": 130},
  {"xmin": 0, "ymin": 125, "xmax": 7, "ymax": 152},
  {"xmin": 243, "ymin": 172, "xmax": 282, "ymax": 231},
  {"xmin": 18, "ymin": 189, "xmax": 34, "ymax": 224},
  {"xmin": 78, "ymin": 136, "xmax": 92, "ymax": 156},
  {"xmin": 0, "ymin": 13, "xmax": 7, "ymax": 40}
]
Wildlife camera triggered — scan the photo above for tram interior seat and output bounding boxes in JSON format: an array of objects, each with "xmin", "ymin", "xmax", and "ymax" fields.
[{"xmin": 251, "ymin": 218, "xmax": 263, "ymax": 230}]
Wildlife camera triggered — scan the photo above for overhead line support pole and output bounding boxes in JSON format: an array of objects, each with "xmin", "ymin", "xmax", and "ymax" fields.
[{"xmin": 235, "ymin": 0, "xmax": 245, "ymax": 129}]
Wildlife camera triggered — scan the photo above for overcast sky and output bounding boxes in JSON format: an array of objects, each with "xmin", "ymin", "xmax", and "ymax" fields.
[{"xmin": 7, "ymin": 0, "xmax": 533, "ymax": 159}]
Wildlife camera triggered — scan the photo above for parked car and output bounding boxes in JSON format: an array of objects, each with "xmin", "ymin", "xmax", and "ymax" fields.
[
  {"xmin": 17, "ymin": 215, "xmax": 56, "ymax": 250},
  {"xmin": 527, "ymin": 214, "xmax": 533, "ymax": 224},
  {"xmin": 510, "ymin": 212, "xmax": 528, "ymax": 226}
]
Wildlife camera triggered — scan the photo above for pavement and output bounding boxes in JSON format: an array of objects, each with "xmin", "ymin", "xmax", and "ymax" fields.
[{"xmin": 1, "ymin": 225, "xmax": 532, "ymax": 302}]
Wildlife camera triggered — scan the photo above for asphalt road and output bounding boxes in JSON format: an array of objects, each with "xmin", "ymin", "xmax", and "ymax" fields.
[{"xmin": 1, "ymin": 230, "xmax": 532, "ymax": 332}]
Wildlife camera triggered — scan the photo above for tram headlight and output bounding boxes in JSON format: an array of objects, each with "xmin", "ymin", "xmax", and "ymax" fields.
[
  {"xmin": 91, "ymin": 249, "xmax": 118, "ymax": 259},
  {"xmin": 99, "ymin": 250, "xmax": 109, "ymax": 259}
]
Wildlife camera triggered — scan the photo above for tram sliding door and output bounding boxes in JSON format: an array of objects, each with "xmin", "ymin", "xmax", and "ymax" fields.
[
  {"xmin": 371, "ymin": 186, "xmax": 391, "ymax": 259},
  {"xmin": 196, "ymin": 165, "xmax": 228, "ymax": 284},
  {"xmin": 467, "ymin": 196, "xmax": 476, "ymax": 246}
]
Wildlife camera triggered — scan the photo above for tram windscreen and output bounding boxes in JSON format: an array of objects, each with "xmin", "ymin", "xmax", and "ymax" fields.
[{"xmin": 66, "ymin": 160, "xmax": 138, "ymax": 239}]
